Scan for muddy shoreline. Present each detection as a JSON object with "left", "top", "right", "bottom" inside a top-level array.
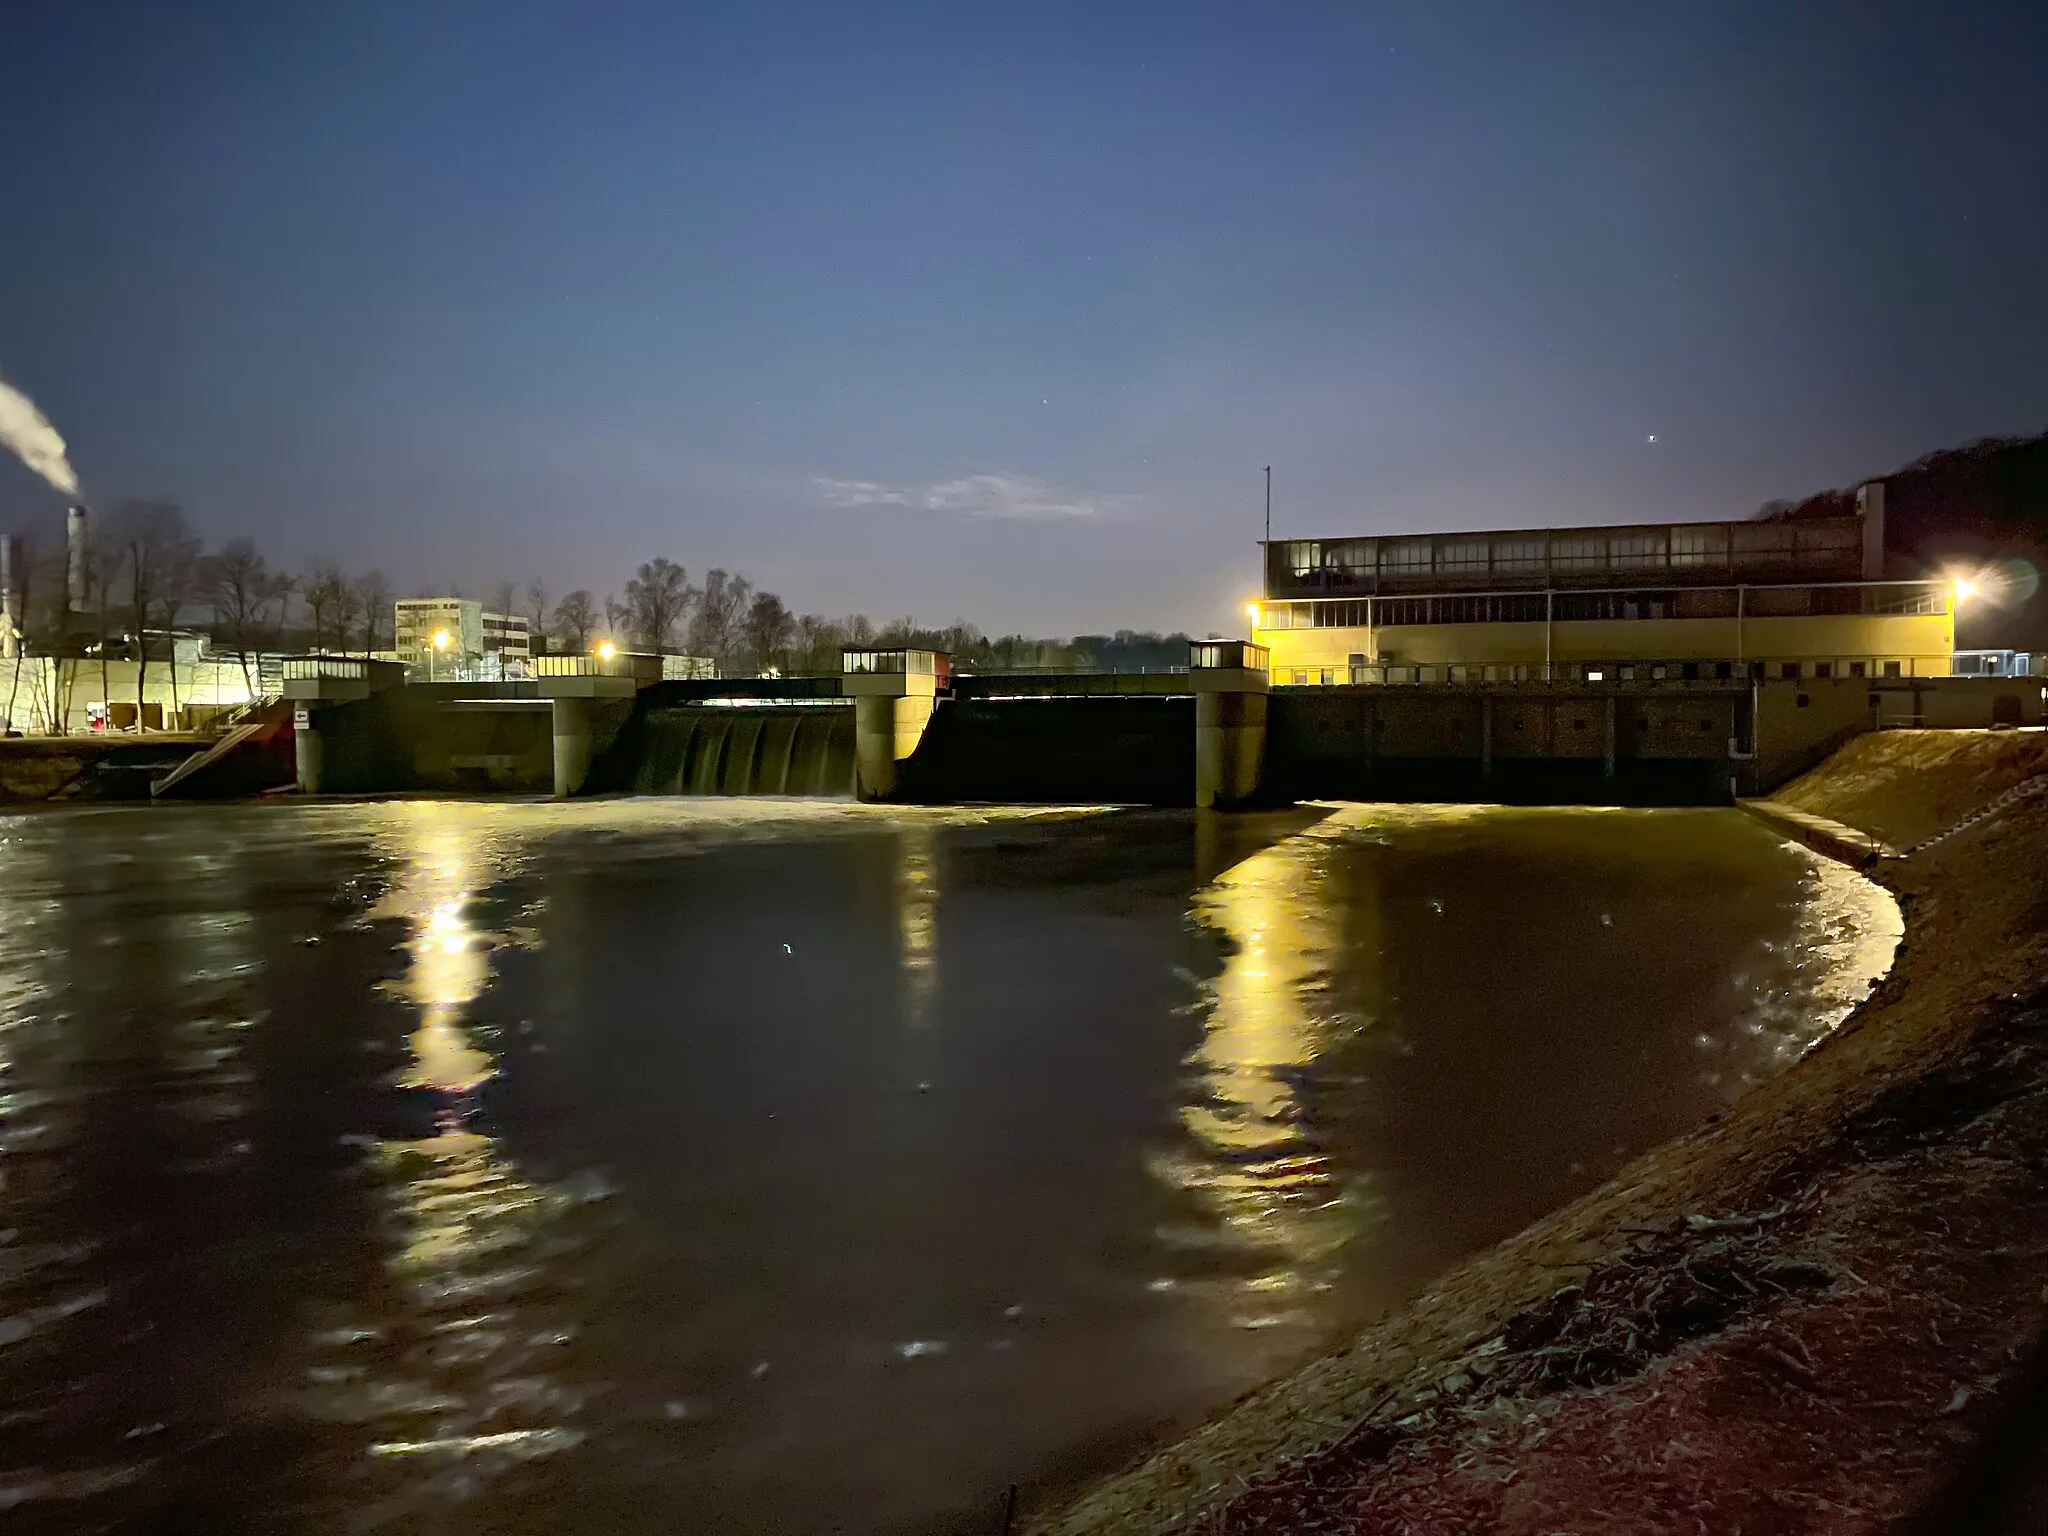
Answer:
[{"left": 1039, "top": 729, "right": 2048, "bottom": 1534}]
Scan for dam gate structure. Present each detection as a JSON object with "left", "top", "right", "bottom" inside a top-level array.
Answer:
[{"left": 254, "top": 642, "right": 2046, "bottom": 810}]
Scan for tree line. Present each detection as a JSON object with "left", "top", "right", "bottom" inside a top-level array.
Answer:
[
  {"left": 1, "top": 503, "right": 1194, "bottom": 726},
  {"left": 510, "top": 558, "right": 1192, "bottom": 676}
]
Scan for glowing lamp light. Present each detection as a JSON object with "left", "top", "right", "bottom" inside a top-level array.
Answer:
[
  {"left": 1952, "top": 577, "right": 1978, "bottom": 604},
  {"left": 431, "top": 628, "right": 451, "bottom": 651},
  {"left": 595, "top": 639, "right": 618, "bottom": 662},
  {"left": 1245, "top": 602, "right": 1262, "bottom": 622}
]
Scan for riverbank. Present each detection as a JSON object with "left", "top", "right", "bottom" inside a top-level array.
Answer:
[
  {"left": 0, "top": 733, "right": 209, "bottom": 803},
  {"left": 1040, "top": 727, "right": 2048, "bottom": 1534}
]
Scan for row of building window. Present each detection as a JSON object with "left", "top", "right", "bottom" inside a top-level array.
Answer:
[
  {"left": 1257, "top": 585, "right": 1943, "bottom": 630},
  {"left": 1276, "top": 658, "right": 1919, "bottom": 687},
  {"left": 1276, "top": 520, "right": 1863, "bottom": 585}
]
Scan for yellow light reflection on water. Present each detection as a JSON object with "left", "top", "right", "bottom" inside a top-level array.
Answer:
[
  {"left": 318, "top": 805, "right": 585, "bottom": 1492},
  {"left": 896, "top": 824, "right": 939, "bottom": 1032},
  {"left": 1160, "top": 810, "right": 1391, "bottom": 1323}
]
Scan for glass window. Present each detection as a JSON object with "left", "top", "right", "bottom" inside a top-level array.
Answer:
[
  {"left": 1287, "top": 541, "right": 1323, "bottom": 576},
  {"left": 1491, "top": 537, "right": 1545, "bottom": 573},
  {"left": 1382, "top": 538, "right": 1433, "bottom": 575},
  {"left": 1328, "top": 540, "right": 1375, "bottom": 574},
  {"left": 1671, "top": 526, "right": 1729, "bottom": 566},
  {"left": 1438, "top": 539, "right": 1488, "bottom": 573},
  {"left": 1610, "top": 533, "right": 1666, "bottom": 570},
  {"left": 1781, "top": 662, "right": 1801, "bottom": 680},
  {"left": 1551, "top": 534, "right": 1607, "bottom": 569}
]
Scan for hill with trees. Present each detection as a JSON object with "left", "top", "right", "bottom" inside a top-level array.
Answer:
[{"left": 1764, "top": 427, "right": 2048, "bottom": 650}]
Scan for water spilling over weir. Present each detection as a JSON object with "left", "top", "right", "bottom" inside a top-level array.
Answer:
[{"left": 602, "top": 703, "right": 857, "bottom": 796}]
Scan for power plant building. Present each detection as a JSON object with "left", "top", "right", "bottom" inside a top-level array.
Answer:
[{"left": 1252, "top": 482, "right": 1957, "bottom": 686}]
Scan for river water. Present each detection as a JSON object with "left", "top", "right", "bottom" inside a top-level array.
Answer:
[{"left": 0, "top": 800, "right": 1897, "bottom": 1534}]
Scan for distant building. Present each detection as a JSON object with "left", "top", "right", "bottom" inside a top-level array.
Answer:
[
  {"left": 1252, "top": 481, "right": 1960, "bottom": 685},
  {"left": 393, "top": 598, "right": 532, "bottom": 678}
]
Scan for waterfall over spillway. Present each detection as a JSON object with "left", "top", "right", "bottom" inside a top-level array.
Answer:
[{"left": 609, "top": 704, "right": 856, "bottom": 796}]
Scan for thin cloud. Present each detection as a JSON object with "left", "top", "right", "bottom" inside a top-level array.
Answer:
[{"left": 812, "top": 472, "right": 1130, "bottom": 521}]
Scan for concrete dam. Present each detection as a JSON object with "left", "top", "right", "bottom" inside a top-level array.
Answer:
[{"left": 257, "top": 644, "right": 2046, "bottom": 808}]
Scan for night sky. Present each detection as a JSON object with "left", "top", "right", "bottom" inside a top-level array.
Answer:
[{"left": 2, "top": 1, "right": 2044, "bottom": 635}]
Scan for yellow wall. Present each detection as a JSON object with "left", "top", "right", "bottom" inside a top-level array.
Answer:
[{"left": 1254, "top": 609, "right": 1955, "bottom": 681}]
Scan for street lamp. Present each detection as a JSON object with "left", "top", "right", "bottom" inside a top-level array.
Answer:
[
  {"left": 430, "top": 626, "right": 451, "bottom": 681},
  {"left": 595, "top": 639, "right": 618, "bottom": 664}
]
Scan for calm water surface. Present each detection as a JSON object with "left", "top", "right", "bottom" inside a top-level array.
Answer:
[{"left": 0, "top": 799, "right": 1897, "bottom": 1533}]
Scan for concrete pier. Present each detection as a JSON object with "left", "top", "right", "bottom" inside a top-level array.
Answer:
[
  {"left": 281, "top": 659, "right": 404, "bottom": 795},
  {"left": 293, "top": 709, "right": 325, "bottom": 794},
  {"left": 843, "top": 648, "right": 943, "bottom": 801},
  {"left": 550, "top": 695, "right": 593, "bottom": 797},
  {"left": 1191, "top": 641, "right": 1271, "bottom": 809},
  {"left": 534, "top": 653, "right": 661, "bottom": 797}
]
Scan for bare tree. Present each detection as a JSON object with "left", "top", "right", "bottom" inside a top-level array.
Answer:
[
  {"left": 202, "top": 539, "right": 291, "bottom": 698},
  {"left": 793, "top": 613, "right": 835, "bottom": 674},
  {"left": 353, "top": 569, "right": 392, "bottom": 655},
  {"left": 334, "top": 579, "right": 365, "bottom": 660},
  {"left": 490, "top": 581, "right": 517, "bottom": 620},
  {"left": 688, "top": 568, "right": 752, "bottom": 668},
  {"left": 302, "top": 560, "right": 350, "bottom": 653},
  {"left": 739, "top": 590, "right": 795, "bottom": 674},
  {"left": 525, "top": 578, "right": 549, "bottom": 652},
  {"left": 109, "top": 501, "right": 201, "bottom": 728},
  {"left": 81, "top": 520, "right": 124, "bottom": 725},
  {"left": 624, "top": 558, "right": 694, "bottom": 653},
  {"left": 2, "top": 533, "right": 42, "bottom": 732},
  {"left": 553, "top": 589, "right": 598, "bottom": 651},
  {"left": 603, "top": 592, "right": 626, "bottom": 643}
]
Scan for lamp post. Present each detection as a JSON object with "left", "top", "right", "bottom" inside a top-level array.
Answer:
[{"left": 430, "top": 626, "right": 451, "bottom": 681}]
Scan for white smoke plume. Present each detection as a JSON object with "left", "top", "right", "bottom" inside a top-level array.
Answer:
[{"left": 0, "top": 370, "right": 79, "bottom": 496}]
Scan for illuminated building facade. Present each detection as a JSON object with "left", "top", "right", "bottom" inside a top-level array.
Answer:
[
  {"left": 1251, "top": 483, "right": 1957, "bottom": 686},
  {"left": 394, "top": 598, "right": 532, "bottom": 677}
]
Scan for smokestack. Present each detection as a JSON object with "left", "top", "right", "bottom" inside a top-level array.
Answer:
[{"left": 66, "top": 503, "right": 89, "bottom": 613}]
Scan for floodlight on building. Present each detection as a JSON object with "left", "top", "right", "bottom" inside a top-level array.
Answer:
[{"left": 1952, "top": 577, "right": 1978, "bottom": 604}]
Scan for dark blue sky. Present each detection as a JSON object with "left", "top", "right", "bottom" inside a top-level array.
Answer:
[{"left": 2, "top": 1, "right": 2044, "bottom": 633}]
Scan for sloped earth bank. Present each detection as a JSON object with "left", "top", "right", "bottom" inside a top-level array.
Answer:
[{"left": 1040, "top": 729, "right": 2048, "bottom": 1535}]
